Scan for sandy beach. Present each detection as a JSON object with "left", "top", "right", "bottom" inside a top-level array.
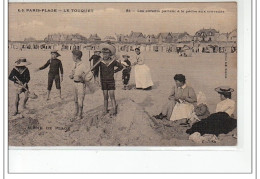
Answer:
[{"left": 8, "top": 49, "right": 237, "bottom": 146}]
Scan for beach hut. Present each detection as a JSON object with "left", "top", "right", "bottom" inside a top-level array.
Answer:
[
  {"left": 228, "top": 29, "right": 237, "bottom": 42},
  {"left": 179, "top": 45, "right": 192, "bottom": 57},
  {"left": 140, "top": 44, "right": 146, "bottom": 52}
]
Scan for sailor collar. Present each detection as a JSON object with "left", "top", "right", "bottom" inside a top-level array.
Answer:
[
  {"left": 14, "top": 67, "right": 27, "bottom": 74},
  {"left": 101, "top": 58, "right": 115, "bottom": 67}
]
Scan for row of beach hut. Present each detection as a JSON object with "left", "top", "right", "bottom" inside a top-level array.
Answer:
[{"left": 8, "top": 41, "right": 237, "bottom": 54}]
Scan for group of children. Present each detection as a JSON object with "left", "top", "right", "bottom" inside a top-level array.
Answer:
[
  {"left": 8, "top": 43, "right": 135, "bottom": 119},
  {"left": 89, "top": 49, "right": 132, "bottom": 90}
]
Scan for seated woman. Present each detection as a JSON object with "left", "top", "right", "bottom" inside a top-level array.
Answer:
[
  {"left": 215, "top": 86, "right": 235, "bottom": 117},
  {"left": 154, "top": 74, "right": 197, "bottom": 121}
]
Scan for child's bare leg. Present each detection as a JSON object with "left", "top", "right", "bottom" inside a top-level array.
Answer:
[
  {"left": 103, "top": 90, "right": 109, "bottom": 114},
  {"left": 74, "top": 88, "right": 79, "bottom": 117},
  {"left": 58, "top": 89, "right": 62, "bottom": 99},
  {"left": 14, "top": 93, "right": 20, "bottom": 115},
  {"left": 109, "top": 90, "right": 117, "bottom": 115},
  {"left": 78, "top": 93, "right": 85, "bottom": 119},
  {"left": 47, "top": 90, "right": 51, "bottom": 100},
  {"left": 23, "top": 91, "right": 29, "bottom": 109}
]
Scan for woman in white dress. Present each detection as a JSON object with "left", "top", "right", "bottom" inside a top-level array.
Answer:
[{"left": 133, "top": 48, "right": 153, "bottom": 90}]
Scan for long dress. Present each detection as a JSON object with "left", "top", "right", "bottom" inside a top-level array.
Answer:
[
  {"left": 134, "top": 53, "right": 153, "bottom": 89},
  {"left": 169, "top": 85, "right": 197, "bottom": 121}
]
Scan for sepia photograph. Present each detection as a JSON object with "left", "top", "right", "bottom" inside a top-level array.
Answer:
[{"left": 8, "top": 2, "right": 237, "bottom": 146}]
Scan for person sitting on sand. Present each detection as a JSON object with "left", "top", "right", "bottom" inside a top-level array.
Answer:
[
  {"left": 36, "top": 50, "right": 63, "bottom": 100},
  {"left": 132, "top": 48, "right": 153, "bottom": 90},
  {"left": 92, "top": 43, "right": 123, "bottom": 116},
  {"left": 69, "top": 50, "right": 93, "bottom": 121},
  {"left": 8, "top": 57, "right": 31, "bottom": 116},
  {"left": 89, "top": 50, "right": 101, "bottom": 84},
  {"left": 189, "top": 91, "right": 210, "bottom": 125},
  {"left": 215, "top": 86, "right": 235, "bottom": 117},
  {"left": 154, "top": 74, "right": 197, "bottom": 122},
  {"left": 121, "top": 54, "right": 132, "bottom": 90}
]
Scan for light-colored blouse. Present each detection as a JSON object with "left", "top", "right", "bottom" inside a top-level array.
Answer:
[
  {"left": 216, "top": 98, "right": 235, "bottom": 116},
  {"left": 168, "top": 84, "right": 197, "bottom": 105},
  {"left": 135, "top": 53, "right": 145, "bottom": 65}
]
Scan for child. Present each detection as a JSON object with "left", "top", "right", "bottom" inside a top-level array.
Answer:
[
  {"left": 69, "top": 50, "right": 93, "bottom": 121},
  {"left": 215, "top": 86, "right": 235, "bottom": 117},
  {"left": 189, "top": 91, "right": 210, "bottom": 125},
  {"left": 121, "top": 54, "right": 131, "bottom": 90},
  {"left": 8, "top": 57, "right": 31, "bottom": 115},
  {"left": 92, "top": 43, "right": 123, "bottom": 116},
  {"left": 36, "top": 50, "right": 63, "bottom": 100},
  {"left": 89, "top": 50, "right": 101, "bottom": 84},
  {"left": 194, "top": 91, "right": 210, "bottom": 120}
]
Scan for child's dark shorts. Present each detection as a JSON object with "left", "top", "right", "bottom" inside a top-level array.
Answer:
[
  {"left": 101, "top": 80, "right": 115, "bottom": 90},
  {"left": 48, "top": 74, "right": 61, "bottom": 90}
]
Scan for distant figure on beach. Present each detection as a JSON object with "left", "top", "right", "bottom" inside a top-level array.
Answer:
[
  {"left": 92, "top": 43, "right": 123, "bottom": 116},
  {"left": 8, "top": 57, "right": 31, "bottom": 116},
  {"left": 215, "top": 86, "right": 235, "bottom": 117},
  {"left": 121, "top": 54, "right": 132, "bottom": 90},
  {"left": 36, "top": 50, "right": 63, "bottom": 100},
  {"left": 154, "top": 74, "right": 197, "bottom": 122},
  {"left": 89, "top": 50, "right": 101, "bottom": 84},
  {"left": 133, "top": 48, "right": 153, "bottom": 90},
  {"left": 69, "top": 50, "right": 93, "bottom": 121}
]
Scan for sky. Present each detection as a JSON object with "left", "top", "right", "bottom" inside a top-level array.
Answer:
[{"left": 8, "top": 2, "right": 237, "bottom": 41}]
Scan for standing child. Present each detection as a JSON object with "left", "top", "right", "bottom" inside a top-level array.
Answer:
[
  {"left": 92, "top": 43, "right": 123, "bottom": 116},
  {"left": 69, "top": 50, "right": 93, "bottom": 121},
  {"left": 89, "top": 50, "right": 101, "bottom": 84},
  {"left": 121, "top": 54, "right": 131, "bottom": 90},
  {"left": 8, "top": 57, "right": 31, "bottom": 115},
  {"left": 36, "top": 50, "right": 63, "bottom": 100}
]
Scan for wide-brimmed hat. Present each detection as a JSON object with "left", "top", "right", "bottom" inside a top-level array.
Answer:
[
  {"left": 215, "top": 86, "right": 234, "bottom": 93},
  {"left": 14, "top": 57, "right": 31, "bottom": 67},
  {"left": 122, "top": 54, "right": 130, "bottom": 58},
  {"left": 51, "top": 50, "right": 61, "bottom": 57},
  {"left": 100, "top": 43, "right": 116, "bottom": 55}
]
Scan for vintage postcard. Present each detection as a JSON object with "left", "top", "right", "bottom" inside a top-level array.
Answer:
[{"left": 8, "top": 2, "right": 237, "bottom": 146}]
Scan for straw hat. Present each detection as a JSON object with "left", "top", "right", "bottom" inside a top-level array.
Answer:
[
  {"left": 215, "top": 86, "right": 234, "bottom": 93},
  {"left": 14, "top": 57, "right": 31, "bottom": 67},
  {"left": 100, "top": 43, "right": 116, "bottom": 55},
  {"left": 51, "top": 50, "right": 61, "bottom": 57}
]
